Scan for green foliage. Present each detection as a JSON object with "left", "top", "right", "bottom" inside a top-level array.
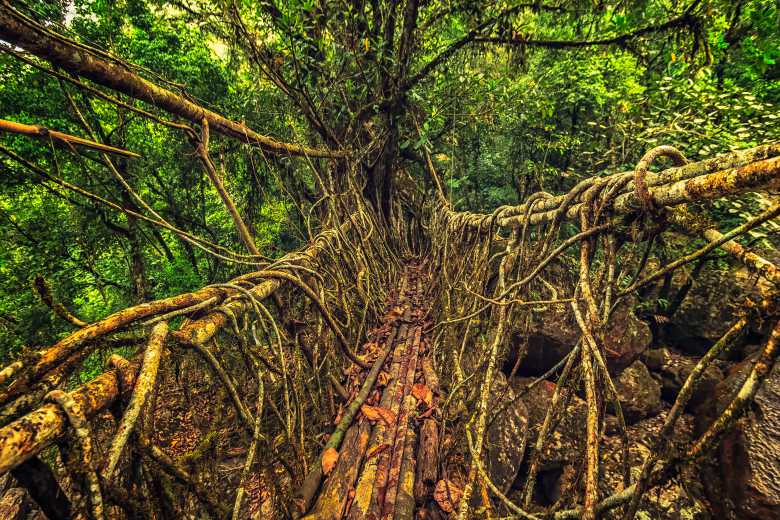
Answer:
[
  {"left": 0, "top": 0, "right": 297, "bottom": 364},
  {"left": 0, "top": 0, "right": 778, "bottom": 368},
  {"left": 429, "top": 0, "right": 778, "bottom": 229}
]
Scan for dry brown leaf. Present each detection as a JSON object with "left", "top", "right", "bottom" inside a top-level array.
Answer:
[
  {"left": 365, "top": 443, "right": 391, "bottom": 460},
  {"left": 361, "top": 404, "right": 381, "bottom": 422},
  {"left": 388, "top": 305, "right": 404, "bottom": 319},
  {"left": 434, "top": 479, "right": 463, "bottom": 513},
  {"left": 376, "top": 406, "right": 396, "bottom": 426},
  {"left": 361, "top": 404, "right": 396, "bottom": 426},
  {"left": 412, "top": 383, "right": 433, "bottom": 407},
  {"left": 377, "top": 370, "right": 390, "bottom": 386},
  {"left": 321, "top": 448, "right": 339, "bottom": 475}
]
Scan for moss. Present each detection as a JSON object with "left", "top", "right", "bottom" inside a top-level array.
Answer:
[{"left": 177, "top": 429, "right": 220, "bottom": 467}]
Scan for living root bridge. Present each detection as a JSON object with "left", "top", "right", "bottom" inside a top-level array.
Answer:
[
  {"left": 0, "top": 143, "right": 779, "bottom": 519},
  {"left": 419, "top": 142, "right": 780, "bottom": 519},
  {"left": 448, "top": 142, "right": 780, "bottom": 230}
]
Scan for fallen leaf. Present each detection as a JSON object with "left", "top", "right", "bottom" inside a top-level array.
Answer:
[
  {"left": 388, "top": 306, "right": 404, "bottom": 319},
  {"left": 361, "top": 404, "right": 382, "bottom": 421},
  {"left": 321, "top": 448, "right": 339, "bottom": 475},
  {"left": 434, "top": 479, "right": 463, "bottom": 513},
  {"left": 412, "top": 383, "right": 433, "bottom": 407},
  {"left": 361, "top": 404, "right": 396, "bottom": 426},
  {"left": 377, "top": 370, "right": 390, "bottom": 386},
  {"left": 376, "top": 407, "right": 396, "bottom": 425},
  {"left": 365, "top": 443, "right": 391, "bottom": 460}
]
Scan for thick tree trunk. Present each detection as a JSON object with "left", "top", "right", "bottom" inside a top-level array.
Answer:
[{"left": 364, "top": 117, "right": 398, "bottom": 220}]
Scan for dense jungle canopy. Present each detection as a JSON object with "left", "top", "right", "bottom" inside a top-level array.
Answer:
[{"left": 0, "top": 0, "right": 778, "bottom": 519}]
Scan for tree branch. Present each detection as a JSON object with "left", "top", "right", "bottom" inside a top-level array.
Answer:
[
  {"left": 401, "top": 3, "right": 553, "bottom": 92},
  {"left": 474, "top": 10, "right": 698, "bottom": 49},
  {"left": 193, "top": 118, "right": 261, "bottom": 257},
  {"left": 0, "top": 119, "right": 139, "bottom": 158}
]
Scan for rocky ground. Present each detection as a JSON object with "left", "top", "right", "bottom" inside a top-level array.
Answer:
[{"left": 476, "top": 263, "right": 780, "bottom": 519}]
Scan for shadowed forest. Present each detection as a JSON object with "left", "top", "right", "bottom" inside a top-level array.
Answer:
[{"left": 0, "top": 0, "right": 779, "bottom": 519}]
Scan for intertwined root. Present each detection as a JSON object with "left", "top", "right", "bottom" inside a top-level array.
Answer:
[{"left": 0, "top": 145, "right": 777, "bottom": 518}]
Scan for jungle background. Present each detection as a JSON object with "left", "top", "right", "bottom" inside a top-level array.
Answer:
[{"left": 0, "top": 1, "right": 779, "bottom": 519}]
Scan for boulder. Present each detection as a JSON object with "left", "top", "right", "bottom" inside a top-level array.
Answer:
[
  {"left": 602, "top": 302, "right": 653, "bottom": 374},
  {"left": 642, "top": 347, "right": 724, "bottom": 410},
  {"left": 612, "top": 361, "right": 662, "bottom": 424},
  {"left": 515, "top": 377, "right": 587, "bottom": 468},
  {"left": 695, "top": 357, "right": 780, "bottom": 519},
  {"left": 601, "top": 410, "right": 708, "bottom": 519},
  {"left": 504, "top": 300, "right": 651, "bottom": 378},
  {"left": 501, "top": 377, "right": 588, "bottom": 510},
  {"left": 484, "top": 373, "right": 529, "bottom": 493},
  {"left": 503, "top": 307, "right": 579, "bottom": 377},
  {"left": 466, "top": 373, "right": 590, "bottom": 511},
  {"left": 503, "top": 330, "right": 576, "bottom": 378},
  {"left": 659, "top": 264, "right": 770, "bottom": 356}
]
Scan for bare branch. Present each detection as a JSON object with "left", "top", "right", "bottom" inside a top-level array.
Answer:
[{"left": 0, "top": 118, "right": 139, "bottom": 158}]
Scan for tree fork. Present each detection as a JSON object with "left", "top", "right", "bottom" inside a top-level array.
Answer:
[{"left": 32, "top": 275, "right": 88, "bottom": 328}]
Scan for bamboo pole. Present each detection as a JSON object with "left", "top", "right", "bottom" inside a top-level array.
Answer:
[{"left": 295, "top": 326, "right": 397, "bottom": 516}]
